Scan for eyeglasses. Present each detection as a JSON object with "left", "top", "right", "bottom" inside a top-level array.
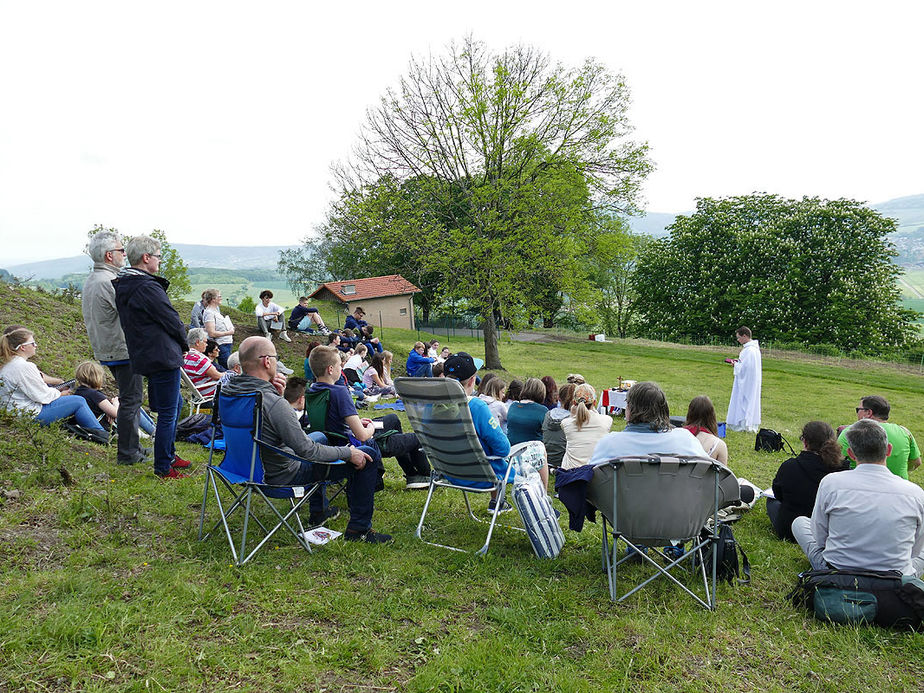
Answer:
[
  {"left": 17, "top": 340, "right": 37, "bottom": 349},
  {"left": 259, "top": 354, "right": 278, "bottom": 361},
  {"left": 109, "top": 248, "right": 125, "bottom": 254},
  {"left": 147, "top": 253, "right": 162, "bottom": 259},
  {"left": 855, "top": 407, "right": 870, "bottom": 413}
]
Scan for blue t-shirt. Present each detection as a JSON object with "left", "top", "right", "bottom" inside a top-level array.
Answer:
[
  {"left": 506, "top": 401, "right": 548, "bottom": 446},
  {"left": 303, "top": 358, "right": 314, "bottom": 381},
  {"left": 309, "top": 381, "right": 359, "bottom": 443},
  {"left": 467, "top": 396, "right": 512, "bottom": 480}
]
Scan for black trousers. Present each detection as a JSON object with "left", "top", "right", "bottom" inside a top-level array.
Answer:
[
  {"left": 107, "top": 363, "right": 144, "bottom": 463},
  {"left": 374, "top": 413, "right": 430, "bottom": 478}
]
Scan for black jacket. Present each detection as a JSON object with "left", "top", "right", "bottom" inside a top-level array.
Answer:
[
  {"left": 113, "top": 268, "right": 187, "bottom": 376},
  {"left": 771, "top": 450, "right": 848, "bottom": 540}
]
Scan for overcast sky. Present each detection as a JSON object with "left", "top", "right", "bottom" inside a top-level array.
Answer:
[{"left": 1, "top": 1, "right": 921, "bottom": 264}]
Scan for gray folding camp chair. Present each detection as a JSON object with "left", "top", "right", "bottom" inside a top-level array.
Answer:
[
  {"left": 395, "top": 376, "right": 524, "bottom": 555},
  {"left": 587, "top": 455, "right": 740, "bottom": 610}
]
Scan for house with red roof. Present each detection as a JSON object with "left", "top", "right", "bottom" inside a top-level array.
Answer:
[{"left": 309, "top": 274, "right": 421, "bottom": 330}]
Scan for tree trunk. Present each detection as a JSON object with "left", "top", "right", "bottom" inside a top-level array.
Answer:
[{"left": 483, "top": 310, "right": 503, "bottom": 370}]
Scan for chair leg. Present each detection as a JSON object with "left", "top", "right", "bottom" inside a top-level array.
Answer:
[
  {"left": 197, "top": 469, "right": 211, "bottom": 541},
  {"left": 415, "top": 480, "right": 438, "bottom": 542}
]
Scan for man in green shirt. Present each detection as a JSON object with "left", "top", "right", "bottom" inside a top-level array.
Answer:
[{"left": 838, "top": 395, "right": 920, "bottom": 479}]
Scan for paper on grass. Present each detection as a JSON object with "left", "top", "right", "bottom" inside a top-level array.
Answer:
[{"left": 302, "top": 527, "right": 343, "bottom": 545}]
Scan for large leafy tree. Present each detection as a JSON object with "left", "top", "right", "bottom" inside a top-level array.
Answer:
[
  {"left": 632, "top": 194, "right": 919, "bottom": 353},
  {"left": 331, "top": 37, "right": 651, "bottom": 368},
  {"left": 579, "top": 219, "right": 649, "bottom": 338}
]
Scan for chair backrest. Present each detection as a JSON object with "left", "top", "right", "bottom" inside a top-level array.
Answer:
[
  {"left": 395, "top": 377, "right": 498, "bottom": 484},
  {"left": 214, "top": 388, "right": 265, "bottom": 484},
  {"left": 180, "top": 367, "right": 209, "bottom": 405},
  {"left": 586, "top": 455, "right": 740, "bottom": 543}
]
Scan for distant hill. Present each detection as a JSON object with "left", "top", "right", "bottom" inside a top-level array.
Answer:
[
  {"left": 5, "top": 194, "right": 924, "bottom": 281},
  {"left": 874, "top": 194, "right": 924, "bottom": 266},
  {"left": 4, "top": 243, "right": 297, "bottom": 280}
]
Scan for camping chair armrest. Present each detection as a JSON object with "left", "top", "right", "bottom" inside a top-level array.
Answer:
[{"left": 254, "top": 438, "right": 349, "bottom": 468}]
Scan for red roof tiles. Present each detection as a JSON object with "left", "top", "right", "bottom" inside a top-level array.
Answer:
[{"left": 309, "top": 274, "right": 421, "bottom": 303}]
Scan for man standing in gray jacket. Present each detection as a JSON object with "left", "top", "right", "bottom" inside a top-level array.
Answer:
[{"left": 81, "top": 230, "right": 147, "bottom": 465}]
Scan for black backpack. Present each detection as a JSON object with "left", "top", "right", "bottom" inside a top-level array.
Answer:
[
  {"left": 789, "top": 568, "right": 924, "bottom": 629},
  {"left": 175, "top": 413, "right": 212, "bottom": 441},
  {"left": 697, "top": 522, "right": 751, "bottom": 584},
  {"left": 755, "top": 428, "right": 796, "bottom": 455}
]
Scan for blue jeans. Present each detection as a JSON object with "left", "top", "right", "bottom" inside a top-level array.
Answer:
[
  {"left": 217, "top": 343, "right": 232, "bottom": 370},
  {"left": 291, "top": 442, "right": 380, "bottom": 533},
  {"left": 139, "top": 409, "right": 156, "bottom": 435},
  {"left": 36, "top": 396, "right": 106, "bottom": 431},
  {"left": 365, "top": 340, "right": 383, "bottom": 355},
  {"left": 147, "top": 368, "right": 181, "bottom": 475},
  {"left": 411, "top": 363, "right": 433, "bottom": 378}
]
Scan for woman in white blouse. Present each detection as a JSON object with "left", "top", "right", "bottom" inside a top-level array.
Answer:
[
  {"left": 201, "top": 288, "right": 235, "bottom": 369},
  {"left": 560, "top": 383, "right": 613, "bottom": 469},
  {"left": 0, "top": 328, "right": 107, "bottom": 440}
]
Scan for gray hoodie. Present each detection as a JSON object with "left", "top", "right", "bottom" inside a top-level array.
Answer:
[
  {"left": 222, "top": 374, "right": 352, "bottom": 485},
  {"left": 542, "top": 407, "right": 571, "bottom": 468}
]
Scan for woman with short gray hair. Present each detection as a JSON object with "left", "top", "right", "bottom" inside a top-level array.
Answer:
[{"left": 125, "top": 235, "right": 161, "bottom": 267}]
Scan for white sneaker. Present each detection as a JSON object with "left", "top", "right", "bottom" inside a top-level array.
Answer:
[
  {"left": 280, "top": 331, "right": 292, "bottom": 343},
  {"left": 319, "top": 326, "right": 332, "bottom": 335}
]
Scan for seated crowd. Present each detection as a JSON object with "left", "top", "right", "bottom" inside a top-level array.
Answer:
[{"left": 8, "top": 266, "right": 923, "bottom": 583}]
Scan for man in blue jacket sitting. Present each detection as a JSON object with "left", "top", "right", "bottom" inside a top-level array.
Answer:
[{"left": 406, "top": 341, "right": 436, "bottom": 377}]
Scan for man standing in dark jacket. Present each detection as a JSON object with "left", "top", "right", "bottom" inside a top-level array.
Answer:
[{"left": 114, "top": 235, "right": 190, "bottom": 479}]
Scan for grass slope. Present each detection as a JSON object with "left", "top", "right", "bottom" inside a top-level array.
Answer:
[{"left": 2, "top": 284, "right": 924, "bottom": 691}]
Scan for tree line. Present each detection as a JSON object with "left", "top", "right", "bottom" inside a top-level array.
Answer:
[{"left": 277, "top": 37, "right": 919, "bottom": 368}]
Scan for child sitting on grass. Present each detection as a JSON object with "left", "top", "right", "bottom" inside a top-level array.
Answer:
[{"left": 73, "top": 360, "right": 156, "bottom": 436}]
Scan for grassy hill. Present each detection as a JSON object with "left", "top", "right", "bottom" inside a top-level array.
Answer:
[{"left": 2, "top": 283, "right": 924, "bottom": 690}]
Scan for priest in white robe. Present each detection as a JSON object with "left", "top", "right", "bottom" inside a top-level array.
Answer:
[{"left": 727, "top": 326, "right": 761, "bottom": 432}]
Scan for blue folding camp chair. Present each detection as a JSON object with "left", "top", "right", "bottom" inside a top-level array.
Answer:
[{"left": 197, "top": 385, "right": 347, "bottom": 565}]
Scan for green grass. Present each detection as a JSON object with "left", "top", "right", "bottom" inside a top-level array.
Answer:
[{"left": 2, "top": 283, "right": 924, "bottom": 691}]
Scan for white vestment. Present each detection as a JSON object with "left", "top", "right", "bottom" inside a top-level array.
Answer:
[{"left": 727, "top": 339, "right": 761, "bottom": 432}]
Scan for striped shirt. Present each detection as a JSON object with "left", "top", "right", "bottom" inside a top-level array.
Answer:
[{"left": 182, "top": 349, "right": 218, "bottom": 398}]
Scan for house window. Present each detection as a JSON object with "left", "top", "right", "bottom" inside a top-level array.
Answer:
[
  {"left": 400, "top": 308, "right": 407, "bottom": 315},
  {"left": 341, "top": 285, "right": 356, "bottom": 295}
]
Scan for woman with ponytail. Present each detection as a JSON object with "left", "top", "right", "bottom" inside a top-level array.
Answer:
[
  {"left": 0, "top": 328, "right": 108, "bottom": 439},
  {"left": 560, "top": 383, "right": 613, "bottom": 469},
  {"left": 768, "top": 420, "right": 849, "bottom": 541}
]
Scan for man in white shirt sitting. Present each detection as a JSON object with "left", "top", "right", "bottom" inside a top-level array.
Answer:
[{"left": 792, "top": 418, "right": 924, "bottom": 576}]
